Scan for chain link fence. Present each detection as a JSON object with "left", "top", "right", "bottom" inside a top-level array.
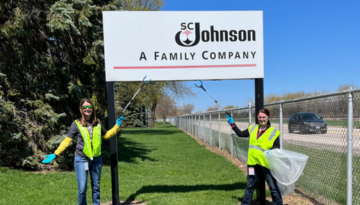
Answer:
[{"left": 169, "top": 89, "right": 360, "bottom": 205}]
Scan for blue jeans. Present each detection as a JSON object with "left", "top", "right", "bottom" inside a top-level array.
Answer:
[
  {"left": 74, "top": 155, "right": 102, "bottom": 205},
  {"left": 242, "top": 165, "right": 283, "bottom": 205}
]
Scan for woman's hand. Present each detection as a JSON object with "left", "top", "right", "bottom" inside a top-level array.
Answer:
[
  {"left": 226, "top": 115, "right": 234, "bottom": 124},
  {"left": 117, "top": 116, "right": 125, "bottom": 126},
  {"left": 42, "top": 154, "right": 56, "bottom": 163}
]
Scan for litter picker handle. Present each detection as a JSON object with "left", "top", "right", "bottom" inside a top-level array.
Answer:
[
  {"left": 118, "top": 76, "right": 151, "bottom": 118},
  {"left": 195, "top": 80, "right": 230, "bottom": 116}
]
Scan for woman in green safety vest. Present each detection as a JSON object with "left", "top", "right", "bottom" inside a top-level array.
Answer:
[
  {"left": 226, "top": 108, "right": 283, "bottom": 205},
  {"left": 42, "top": 99, "right": 124, "bottom": 205}
]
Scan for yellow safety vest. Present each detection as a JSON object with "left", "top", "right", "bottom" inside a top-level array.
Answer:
[
  {"left": 75, "top": 120, "right": 102, "bottom": 160},
  {"left": 247, "top": 125, "right": 280, "bottom": 168}
]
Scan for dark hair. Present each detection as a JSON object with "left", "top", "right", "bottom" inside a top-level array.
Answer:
[
  {"left": 257, "top": 108, "right": 271, "bottom": 126},
  {"left": 257, "top": 108, "right": 270, "bottom": 117},
  {"left": 78, "top": 99, "right": 99, "bottom": 126}
]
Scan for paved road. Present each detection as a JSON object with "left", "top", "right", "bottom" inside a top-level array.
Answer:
[{"left": 187, "top": 121, "right": 360, "bottom": 154}]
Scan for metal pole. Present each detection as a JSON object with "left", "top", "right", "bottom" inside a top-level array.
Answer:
[
  {"left": 203, "top": 114, "right": 206, "bottom": 142},
  {"left": 279, "top": 102, "right": 283, "bottom": 149},
  {"left": 149, "top": 107, "right": 150, "bottom": 128},
  {"left": 194, "top": 115, "right": 196, "bottom": 136},
  {"left": 187, "top": 116, "right": 189, "bottom": 132},
  {"left": 148, "top": 108, "right": 151, "bottom": 128},
  {"left": 218, "top": 111, "right": 221, "bottom": 150},
  {"left": 192, "top": 115, "right": 193, "bottom": 135},
  {"left": 231, "top": 110, "right": 233, "bottom": 156},
  {"left": 146, "top": 107, "right": 148, "bottom": 130},
  {"left": 347, "top": 92, "right": 353, "bottom": 205},
  {"left": 148, "top": 107, "right": 150, "bottom": 128},
  {"left": 198, "top": 114, "right": 200, "bottom": 138},
  {"left": 106, "top": 82, "right": 120, "bottom": 205},
  {"left": 195, "top": 115, "right": 197, "bottom": 137},
  {"left": 185, "top": 116, "right": 187, "bottom": 132},
  {"left": 210, "top": 113, "right": 212, "bottom": 146},
  {"left": 141, "top": 106, "right": 143, "bottom": 133},
  {"left": 193, "top": 115, "right": 194, "bottom": 135},
  {"left": 248, "top": 103, "right": 252, "bottom": 127},
  {"left": 255, "top": 78, "right": 266, "bottom": 204}
]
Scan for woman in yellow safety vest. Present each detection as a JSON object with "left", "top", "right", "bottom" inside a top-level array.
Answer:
[
  {"left": 42, "top": 99, "right": 124, "bottom": 205},
  {"left": 226, "top": 108, "right": 283, "bottom": 205}
]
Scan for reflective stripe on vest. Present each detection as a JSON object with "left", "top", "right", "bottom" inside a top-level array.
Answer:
[
  {"left": 94, "top": 123, "right": 101, "bottom": 156},
  {"left": 249, "top": 125, "right": 257, "bottom": 136},
  {"left": 268, "top": 129, "right": 278, "bottom": 141},
  {"left": 249, "top": 145, "right": 266, "bottom": 152},
  {"left": 247, "top": 125, "right": 280, "bottom": 168},
  {"left": 75, "top": 120, "right": 102, "bottom": 160}
]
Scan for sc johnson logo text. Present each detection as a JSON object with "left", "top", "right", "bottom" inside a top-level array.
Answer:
[{"left": 175, "top": 22, "right": 256, "bottom": 47}]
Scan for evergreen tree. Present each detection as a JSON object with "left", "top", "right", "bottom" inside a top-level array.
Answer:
[{"left": 0, "top": 0, "right": 121, "bottom": 170}]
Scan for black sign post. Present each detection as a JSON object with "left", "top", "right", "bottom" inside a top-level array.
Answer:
[
  {"left": 255, "top": 78, "right": 266, "bottom": 204},
  {"left": 106, "top": 82, "right": 120, "bottom": 205}
]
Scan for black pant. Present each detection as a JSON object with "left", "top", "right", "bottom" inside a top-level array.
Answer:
[{"left": 242, "top": 165, "right": 283, "bottom": 205}]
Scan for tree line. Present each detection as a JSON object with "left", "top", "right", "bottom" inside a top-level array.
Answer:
[{"left": 0, "top": 0, "right": 199, "bottom": 171}]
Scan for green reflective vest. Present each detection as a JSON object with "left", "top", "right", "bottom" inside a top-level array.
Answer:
[
  {"left": 247, "top": 125, "right": 280, "bottom": 168},
  {"left": 75, "top": 120, "right": 102, "bottom": 160}
]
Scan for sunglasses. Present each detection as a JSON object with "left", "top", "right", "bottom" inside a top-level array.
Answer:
[{"left": 82, "top": 105, "right": 93, "bottom": 109}]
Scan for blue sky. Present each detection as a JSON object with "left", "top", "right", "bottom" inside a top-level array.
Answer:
[{"left": 161, "top": 0, "right": 360, "bottom": 112}]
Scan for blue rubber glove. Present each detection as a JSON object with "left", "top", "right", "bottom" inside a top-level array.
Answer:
[
  {"left": 117, "top": 116, "right": 125, "bottom": 126},
  {"left": 42, "top": 154, "right": 56, "bottom": 164},
  {"left": 226, "top": 115, "right": 234, "bottom": 124}
]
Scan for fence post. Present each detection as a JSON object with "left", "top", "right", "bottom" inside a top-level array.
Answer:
[
  {"left": 347, "top": 92, "right": 353, "bottom": 205},
  {"left": 203, "top": 114, "right": 205, "bottom": 141},
  {"left": 193, "top": 115, "right": 194, "bottom": 136},
  {"left": 248, "top": 103, "right": 252, "bottom": 127},
  {"left": 194, "top": 115, "right": 196, "bottom": 136},
  {"left": 197, "top": 114, "right": 198, "bottom": 137},
  {"left": 279, "top": 102, "right": 283, "bottom": 149},
  {"left": 218, "top": 111, "right": 221, "bottom": 150},
  {"left": 191, "top": 115, "right": 193, "bottom": 135},
  {"left": 146, "top": 107, "right": 148, "bottom": 129},
  {"left": 198, "top": 114, "right": 200, "bottom": 138},
  {"left": 149, "top": 107, "right": 151, "bottom": 129},
  {"left": 189, "top": 115, "right": 190, "bottom": 133},
  {"left": 231, "top": 110, "right": 234, "bottom": 156},
  {"left": 187, "top": 115, "right": 189, "bottom": 132},
  {"left": 141, "top": 106, "right": 143, "bottom": 133},
  {"left": 210, "top": 113, "right": 212, "bottom": 146},
  {"left": 188, "top": 115, "right": 190, "bottom": 132}
]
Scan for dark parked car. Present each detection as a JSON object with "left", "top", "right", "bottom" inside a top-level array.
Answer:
[{"left": 288, "top": 112, "right": 327, "bottom": 134}]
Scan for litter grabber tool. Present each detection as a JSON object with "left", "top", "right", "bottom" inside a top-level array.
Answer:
[
  {"left": 195, "top": 80, "right": 247, "bottom": 161},
  {"left": 118, "top": 76, "right": 151, "bottom": 117},
  {"left": 194, "top": 80, "right": 230, "bottom": 116}
]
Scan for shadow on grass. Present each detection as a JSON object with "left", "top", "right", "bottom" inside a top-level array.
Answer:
[
  {"left": 121, "top": 128, "right": 185, "bottom": 136},
  {"left": 102, "top": 135, "right": 156, "bottom": 165},
  {"left": 124, "top": 182, "right": 247, "bottom": 202},
  {"left": 102, "top": 123, "right": 189, "bottom": 165}
]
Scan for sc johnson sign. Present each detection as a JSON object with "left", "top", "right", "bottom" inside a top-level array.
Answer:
[
  {"left": 175, "top": 22, "right": 256, "bottom": 47},
  {"left": 103, "top": 11, "right": 264, "bottom": 82}
]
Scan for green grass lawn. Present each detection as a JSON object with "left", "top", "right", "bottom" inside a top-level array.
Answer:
[{"left": 0, "top": 123, "right": 252, "bottom": 205}]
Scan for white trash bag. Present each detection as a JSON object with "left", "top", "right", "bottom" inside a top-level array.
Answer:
[
  {"left": 264, "top": 149, "right": 309, "bottom": 196},
  {"left": 276, "top": 181, "right": 295, "bottom": 197}
]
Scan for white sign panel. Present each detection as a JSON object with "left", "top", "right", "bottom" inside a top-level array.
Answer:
[{"left": 103, "top": 11, "right": 263, "bottom": 81}]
